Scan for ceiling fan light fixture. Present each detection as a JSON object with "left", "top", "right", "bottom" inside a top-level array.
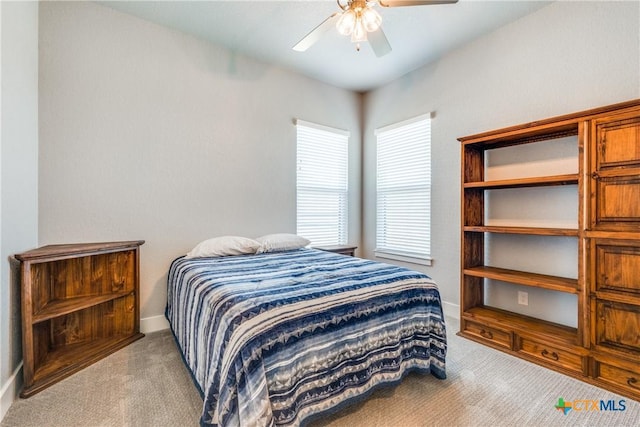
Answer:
[
  {"left": 336, "top": 1, "right": 380, "bottom": 47},
  {"left": 361, "top": 6, "right": 382, "bottom": 32},
  {"left": 296, "top": 0, "right": 459, "bottom": 56},
  {"left": 336, "top": 9, "right": 357, "bottom": 35},
  {"left": 351, "top": 16, "right": 368, "bottom": 42}
]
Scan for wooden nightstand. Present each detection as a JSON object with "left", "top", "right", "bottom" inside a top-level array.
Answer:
[{"left": 314, "top": 245, "right": 357, "bottom": 257}]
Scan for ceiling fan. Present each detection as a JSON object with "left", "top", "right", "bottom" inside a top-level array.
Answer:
[{"left": 293, "top": 0, "right": 458, "bottom": 57}]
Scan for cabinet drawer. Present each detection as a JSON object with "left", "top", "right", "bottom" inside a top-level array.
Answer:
[
  {"left": 593, "top": 241, "right": 640, "bottom": 294},
  {"left": 594, "top": 300, "right": 640, "bottom": 354},
  {"left": 462, "top": 320, "right": 512, "bottom": 350},
  {"left": 593, "top": 358, "right": 640, "bottom": 398},
  {"left": 517, "top": 337, "right": 584, "bottom": 374}
]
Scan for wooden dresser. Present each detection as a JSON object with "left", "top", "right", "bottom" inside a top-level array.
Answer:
[
  {"left": 15, "top": 240, "right": 145, "bottom": 397},
  {"left": 458, "top": 100, "right": 640, "bottom": 401}
]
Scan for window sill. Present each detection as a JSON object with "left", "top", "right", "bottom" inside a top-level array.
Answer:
[{"left": 374, "top": 251, "right": 433, "bottom": 266}]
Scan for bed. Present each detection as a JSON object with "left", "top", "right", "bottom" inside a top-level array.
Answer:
[{"left": 166, "top": 247, "right": 447, "bottom": 426}]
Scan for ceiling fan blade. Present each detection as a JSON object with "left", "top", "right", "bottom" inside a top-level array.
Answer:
[
  {"left": 293, "top": 13, "right": 340, "bottom": 52},
  {"left": 379, "top": 0, "right": 458, "bottom": 7},
  {"left": 369, "top": 27, "right": 392, "bottom": 58}
]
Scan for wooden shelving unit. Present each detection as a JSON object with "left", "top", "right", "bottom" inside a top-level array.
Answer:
[
  {"left": 458, "top": 99, "right": 640, "bottom": 401},
  {"left": 462, "top": 173, "right": 579, "bottom": 189},
  {"left": 464, "top": 306, "right": 579, "bottom": 345},
  {"left": 463, "top": 226, "right": 578, "bottom": 236},
  {"left": 462, "top": 266, "right": 579, "bottom": 294},
  {"left": 16, "top": 240, "right": 145, "bottom": 397}
]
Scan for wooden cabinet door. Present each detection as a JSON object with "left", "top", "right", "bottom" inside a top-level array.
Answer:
[
  {"left": 593, "top": 112, "right": 640, "bottom": 171},
  {"left": 591, "top": 111, "right": 640, "bottom": 229},
  {"left": 591, "top": 239, "right": 640, "bottom": 359},
  {"left": 593, "top": 176, "right": 640, "bottom": 228},
  {"left": 594, "top": 300, "right": 640, "bottom": 356},
  {"left": 592, "top": 240, "right": 640, "bottom": 296}
]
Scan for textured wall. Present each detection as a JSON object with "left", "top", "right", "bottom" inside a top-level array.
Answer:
[{"left": 38, "top": 1, "right": 362, "bottom": 324}]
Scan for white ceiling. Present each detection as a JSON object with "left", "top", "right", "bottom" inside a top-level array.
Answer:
[{"left": 100, "top": 0, "right": 551, "bottom": 92}]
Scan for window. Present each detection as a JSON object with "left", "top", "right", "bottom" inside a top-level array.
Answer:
[
  {"left": 296, "top": 120, "right": 349, "bottom": 246},
  {"left": 375, "top": 114, "right": 431, "bottom": 265}
]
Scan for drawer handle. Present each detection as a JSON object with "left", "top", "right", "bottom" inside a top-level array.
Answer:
[
  {"left": 479, "top": 329, "right": 493, "bottom": 339},
  {"left": 541, "top": 349, "right": 559, "bottom": 361},
  {"left": 628, "top": 377, "right": 639, "bottom": 389}
]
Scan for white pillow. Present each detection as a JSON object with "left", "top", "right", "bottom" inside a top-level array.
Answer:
[
  {"left": 255, "top": 233, "right": 310, "bottom": 254},
  {"left": 185, "top": 236, "right": 261, "bottom": 259}
]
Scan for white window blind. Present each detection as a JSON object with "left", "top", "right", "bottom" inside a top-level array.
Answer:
[
  {"left": 296, "top": 120, "right": 349, "bottom": 246},
  {"left": 375, "top": 114, "right": 431, "bottom": 264}
]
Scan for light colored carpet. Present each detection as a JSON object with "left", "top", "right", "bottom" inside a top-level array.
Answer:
[{"left": 2, "top": 317, "right": 638, "bottom": 427}]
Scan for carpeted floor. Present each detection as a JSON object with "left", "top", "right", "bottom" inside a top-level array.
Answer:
[{"left": 2, "top": 317, "right": 638, "bottom": 426}]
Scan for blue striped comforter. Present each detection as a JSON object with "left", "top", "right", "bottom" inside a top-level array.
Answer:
[{"left": 166, "top": 248, "right": 447, "bottom": 426}]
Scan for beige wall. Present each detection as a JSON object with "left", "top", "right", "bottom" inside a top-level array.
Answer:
[
  {"left": 362, "top": 1, "right": 640, "bottom": 322},
  {"left": 38, "top": 1, "right": 362, "bottom": 327}
]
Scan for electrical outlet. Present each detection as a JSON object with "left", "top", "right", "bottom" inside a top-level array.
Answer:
[{"left": 518, "top": 291, "right": 529, "bottom": 306}]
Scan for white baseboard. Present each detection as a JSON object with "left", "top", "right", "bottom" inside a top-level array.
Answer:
[
  {"left": 0, "top": 362, "right": 23, "bottom": 423},
  {"left": 140, "top": 314, "right": 169, "bottom": 334},
  {"left": 441, "top": 300, "right": 460, "bottom": 320}
]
